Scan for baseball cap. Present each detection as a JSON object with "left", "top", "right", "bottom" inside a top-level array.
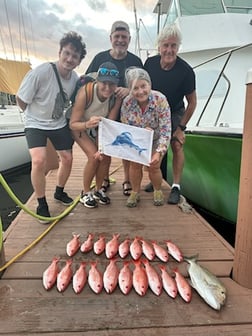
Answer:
[
  {"left": 111, "top": 21, "right": 130, "bottom": 34},
  {"left": 97, "top": 62, "right": 119, "bottom": 85}
]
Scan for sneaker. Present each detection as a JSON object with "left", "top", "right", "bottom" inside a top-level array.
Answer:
[
  {"left": 54, "top": 191, "right": 73, "bottom": 205},
  {"left": 167, "top": 187, "right": 180, "bottom": 204},
  {"left": 126, "top": 191, "right": 140, "bottom": 208},
  {"left": 144, "top": 182, "right": 154, "bottom": 193},
  {"left": 80, "top": 192, "right": 98, "bottom": 208},
  {"left": 153, "top": 190, "right": 164, "bottom": 206},
  {"left": 94, "top": 190, "right": 110, "bottom": 205},
  {"left": 36, "top": 204, "right": 51, "bottom": 224}
]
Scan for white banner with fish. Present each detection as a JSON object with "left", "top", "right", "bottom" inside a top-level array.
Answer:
[{"left": 98, "top": 118, "right": 154, "bottom": 166}]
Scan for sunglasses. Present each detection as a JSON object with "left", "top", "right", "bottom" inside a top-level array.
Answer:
[{"left": 98, "top": 67, "right": 119, "bottom": 77}]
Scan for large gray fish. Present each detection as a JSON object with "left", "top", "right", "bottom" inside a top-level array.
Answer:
[{"left": 184, "top": 255, "right": 226, "bottom": 310}]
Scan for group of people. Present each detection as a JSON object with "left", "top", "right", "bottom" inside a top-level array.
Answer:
[{"left": 16, "top": 20, "right": 196, "bottom": 224}]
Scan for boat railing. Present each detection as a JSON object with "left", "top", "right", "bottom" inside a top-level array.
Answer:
[{"left": 192, "top": 43, "right": 252, "bottom": 128}]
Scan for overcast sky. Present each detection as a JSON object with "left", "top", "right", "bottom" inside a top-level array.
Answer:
[{"left": 0, "top": 0, "right": 162, "bottom": 74}]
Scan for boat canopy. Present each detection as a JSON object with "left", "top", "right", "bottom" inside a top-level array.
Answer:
[
  {"left": 0, "top": 58, "right": 31, "bottom": 95},
  {"left": 154, "top": 0, "right": 252, "bottom": 25}
]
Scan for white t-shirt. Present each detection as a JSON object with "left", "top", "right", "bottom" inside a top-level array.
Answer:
[{"left": 17, "top": 62, "right": 78, "bottom": 130}]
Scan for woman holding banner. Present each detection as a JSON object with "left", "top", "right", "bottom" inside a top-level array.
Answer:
[
  {"left": 70, "top": 62, "right": 122, "bottom": 208},
  {"left": 120, "top": 67, "right": 171, "bottom": 207}
]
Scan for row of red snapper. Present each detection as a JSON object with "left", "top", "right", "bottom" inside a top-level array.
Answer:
[
  {"left": 43, "top": 257, "right": 191, "bottom": 301},
  {"left": 43, "top": 233, "right": 190, "bottom": 299},
  {"left": 66, "top": 233, "right": 183, "bottom": 262}
]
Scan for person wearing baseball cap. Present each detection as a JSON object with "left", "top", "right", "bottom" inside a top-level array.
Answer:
[
  {"left": 70, "top": 61, "right": 122, "bottom": 208},
  {"left": 110, "top": 21, "right": 130, "bottom": 34},
  {"left": 96, "top": 61, "right": 120, "bottom": 85},
  {"left": 85, "top": 20, "right": 143, "bottom": 197}
]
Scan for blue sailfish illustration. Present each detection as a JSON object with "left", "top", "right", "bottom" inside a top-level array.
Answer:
[{"left": 111, "top": 132, "right": 147, "bottom": 155}]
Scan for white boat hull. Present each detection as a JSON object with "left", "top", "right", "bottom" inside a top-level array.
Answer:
[
  {"left": 0, "top": 106, "right": 30, "bottom": 173},
  {"left": 153, "top": 1, "right": 252, "bottom": 224}
]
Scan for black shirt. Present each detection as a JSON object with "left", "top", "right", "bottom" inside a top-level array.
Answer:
[
  {"left": 144, "top": 55, "right": 195, "bottom": 112},
  {"left": 86, "top": 50, "right": 143, "bottom": 87}
]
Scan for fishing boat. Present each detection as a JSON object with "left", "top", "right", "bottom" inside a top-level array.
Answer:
[
  {"left": 0, "top": 58, "right": 31, "bottom": 174},
  {"left": 153, "top": 0, "right": 252, "bottom": 224}
]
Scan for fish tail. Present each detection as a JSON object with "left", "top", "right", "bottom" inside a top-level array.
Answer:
[{"left": 183, "top": 254, "right": 199, "bottom": 263}]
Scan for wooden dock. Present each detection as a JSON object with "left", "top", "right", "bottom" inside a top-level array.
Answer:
[{"left": 1, "top": 144, "right": 252, "bottom": 335}]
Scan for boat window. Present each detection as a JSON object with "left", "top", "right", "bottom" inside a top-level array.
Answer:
[
  {"left": 196, "top": 70, "right": 228, "bottom": 99},
  {"left": 164, "top": 1, "right": 179, "bottom": 25},
  {"left": 225, "top": 0, "right": 252, "bottom": 13},
  {"left": 162, "top": 0, "right": 251, "bottom": 22},
  {"left": 179, "top": 0, "right": 225, "bottom": 15}
]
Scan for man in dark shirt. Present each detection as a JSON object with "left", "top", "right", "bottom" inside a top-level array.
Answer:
[
  {"left": 144, "top": 24, "right": 196, "bottom": 204},
  {"left": 86, "top": 21, "right": 143, "bottom": 196}
]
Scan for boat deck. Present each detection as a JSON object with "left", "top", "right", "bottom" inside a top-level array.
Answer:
[{"left": 1, "top": 144, "right": 252, "bottom": 335}]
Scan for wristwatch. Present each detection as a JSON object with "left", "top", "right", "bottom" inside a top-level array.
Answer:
[{"left": 178, "top": 124, "right": 187, "bottom": 131}]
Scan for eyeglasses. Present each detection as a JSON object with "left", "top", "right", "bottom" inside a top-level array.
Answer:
[{"left": 98, "top": 68, "right": 119, "bottom": 77}]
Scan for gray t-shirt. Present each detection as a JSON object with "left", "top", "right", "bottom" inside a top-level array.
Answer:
[{"left": 17, "top": 62, "right": 78, "bottom": 130}]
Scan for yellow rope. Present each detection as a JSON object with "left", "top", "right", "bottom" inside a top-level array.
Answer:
[
  {"left": 0, "top": 196, "right": 80, "bottom": 273},
  {"left": 0, "top": 164, "right": 122, "bottom": 272},
  {"left": 0, "top": 173, "right": 77, "bottom": 222},
  {"left": 0, "top": 172, "right": 80, "bottom": 272}
]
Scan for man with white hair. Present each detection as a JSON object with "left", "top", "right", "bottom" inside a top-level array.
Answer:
[{"left": 144, "top": 24, "right": 197, "bottom": 204}]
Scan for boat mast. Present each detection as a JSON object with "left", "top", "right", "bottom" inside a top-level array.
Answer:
[
  {"left": 133, "top": 0, "right": 141, "bottom": 57},
  {"left": 156, "top": 2, "right": 161, "bottom": 35}
]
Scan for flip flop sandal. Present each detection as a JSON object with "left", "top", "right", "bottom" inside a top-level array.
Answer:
[
  {"left": 101, "top": 178, "right": 110, "bottom": 192},
  {"left": 122, "top": 181, "right": 132, "bottom": 196}
]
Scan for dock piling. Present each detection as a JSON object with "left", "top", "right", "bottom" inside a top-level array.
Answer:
[
  {"left": 233, "top": 68, "right": 252, "bottom": 288},
  {"left": 0, "top": 217, "right": 6, "bottom": 278}
]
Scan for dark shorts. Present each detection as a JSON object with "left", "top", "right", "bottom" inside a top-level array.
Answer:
[
  {"left": 25, "top": 125, "right": 74, "bottom": 150},
  {"left": 171, "top": 108, "right": 185, "bottom": 134}
]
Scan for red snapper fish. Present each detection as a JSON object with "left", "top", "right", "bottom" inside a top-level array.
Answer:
[
  {"left": 130, "top": 237, "right": 142, "bottom": 260},
  {"left": 88, "top": 261, "right": 103, "bottom": 294},
  {"left": 132, "top": 260, "right": 148, "bottom": 296},
  {"left": 140, "top": 238, "right": 155, "bottom": 261},
  {"left": 66, "top": 233, "right": 81, "bottom": 257},
  {"left": 57, "top": 259, "right": 73, "bottom": 292},
  {"left": 173, "top": 267, "right": 192, "bottom": 303},
  {"left": 151, "top": 240, "right": 169, "bottom": 262},
  {"left": 118, "top": 238, "right": 131, "bottom": 259},
  {"left": 103, "top": 258, "right": 120, "bottom": 294},
  {"left": 80, "top": 233, "right": 94, "bottom": 253},
  {"left": 93, "top": 235, "right": 106, "bottom": 255},
  {"left": 105, "top": 233, "right": 120, "bottom": 259},
  {"left": 142, "top": 259, "right": 162, "bottom": 296},
  {"left": 42, "top": 257, "right": 60, "bottom": 290},
  {"left": 158, "top": 265, "right": 178, "bottom": 299},
  {"left": 165, "top": 240, "right": 183, "bottom": 262},
  {"left": 72, "top": 262, "right": 87, "bottom": 294},
  {"left": 118, "top": 261, "right": 133, "bottom": 295}
]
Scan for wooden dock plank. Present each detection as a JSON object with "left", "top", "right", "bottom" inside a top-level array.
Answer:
[
  {"left": 3, "top": 326, "right": 252, "bottom": 336},
  {"left": 1, "top": 144, "right": 251, "bottom": 335},
  {"left": 0, "top": 278, "right": 252, "bottom": 334},
  {"left": 3, "top": 260, "right": 233, "bottom": 279}
]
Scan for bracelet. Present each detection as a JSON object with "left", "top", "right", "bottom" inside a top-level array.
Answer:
[
  {"left": 178, "top": 124, "right": 186, "bottom": 131},
  {"left": 84, "top": 122, "right": 87, "bottom": 130}
]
